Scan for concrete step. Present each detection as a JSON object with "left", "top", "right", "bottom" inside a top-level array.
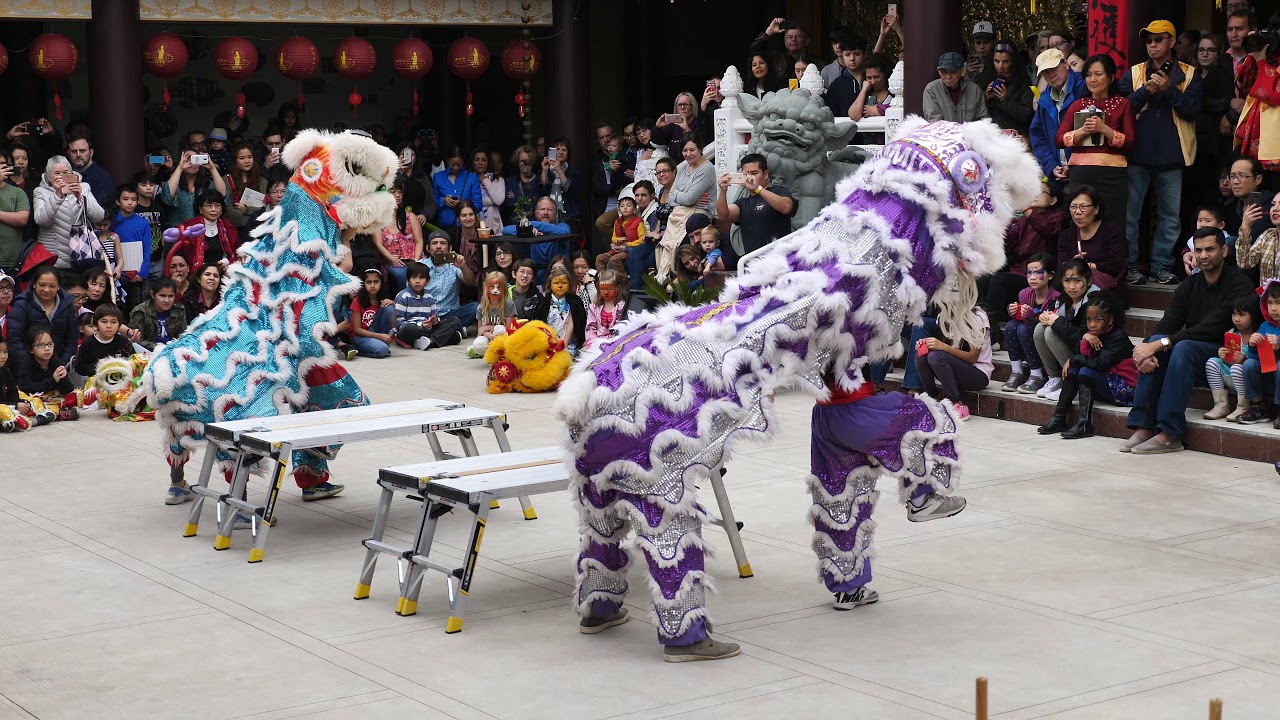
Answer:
[
  {"left": 885, "top": 372, "right": 1280, "bottom": 464},
  {"left": 1121, "top": 283, "right": 1177, "bottom": 313}
]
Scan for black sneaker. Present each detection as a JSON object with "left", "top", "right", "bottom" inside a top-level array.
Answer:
[
  {"left": 1153, "top": 269, "right": 1178, "bottom": 285},
  {"left": 1238, "top": 406, "right": 1270, "bottom": 425},
  {"left": 1126, "top": 269, "right": 1147, "bottom": 286},
  {"left": 833, "top": 586, "right": 880, "bottom": 610}
]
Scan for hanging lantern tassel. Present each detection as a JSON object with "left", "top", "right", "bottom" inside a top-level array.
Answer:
[
  {"left": 298, "top": 87, "right": 305, "bottom": 111},
  {"left": 53, "top": 85, "right": 63, "bottom": 121},
  {"left": 162, "top": 83, "right": 171, "bottom": 110},
  {"left": 515, "top": 91, "right": 525, "bottom": 118},
  {"left": 466, "top": 86, "right": 474, "bottom": 117},
  {"left": 349, "top": 86, "right": 363, "bottom": 118},
  {"left": 413, "top": 87, "right": 420, "bottom": 116},
  {"left": 236, "top": 92, "right": 246, "bottom": 119}
]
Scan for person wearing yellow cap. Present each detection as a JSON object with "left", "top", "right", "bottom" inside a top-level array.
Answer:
[{"left": 1119, "top": 19, "right": 1204, "bottom": 286}]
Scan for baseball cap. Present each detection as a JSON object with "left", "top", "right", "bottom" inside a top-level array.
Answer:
[
  {"left": 972, "top": 21, "right": 995, "bottom": 39},
  {"left": 1139, "top": 20, "right": 1176, "bottom": 39},
  {"left": 1035, "top": 48, "right": 1066, "bottom": 76},
  {"left": 685, "top": 213, "right": 711, "bottom": 234},
  {"left": 427, "top": 230, "right": 451, "bottom": 243},
  {"left": 0, "top": 271, "right": 12, "bottom": 287},
  {"left": 208, "top": 128, "right": 228, "bottom": 141},
  {"left": 937, "top": 52, "right": 966, "bottom": 71}
]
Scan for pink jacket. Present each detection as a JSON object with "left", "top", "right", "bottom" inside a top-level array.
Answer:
[{"left": 585, "top": 301, "right": 627, "bottom": 347}]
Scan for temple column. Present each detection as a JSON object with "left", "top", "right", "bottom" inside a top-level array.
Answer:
[
  {"left": 903, "top": 0, "right": 963, "bottom": 116},
  {"left": 88, "top": 0, "right": 144, "bottom": 183}
]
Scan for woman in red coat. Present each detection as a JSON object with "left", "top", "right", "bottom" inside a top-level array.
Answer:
[
  {"left": 167, "top": 189, "right": 240, "bottom": 270},
  {"left": 1055, "top": 53, "right": 1137, "bottom": 228}
]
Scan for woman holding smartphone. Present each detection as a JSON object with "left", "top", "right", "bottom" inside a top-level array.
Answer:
[
  {"left": 471, "top": 147, "right": 504, "bottom": 230},
  {"left": 432, "top": 144, "right": 483, "bottom": 229},
  {"left": 162, "top": 149, "right": 228, "bottom": 229}
]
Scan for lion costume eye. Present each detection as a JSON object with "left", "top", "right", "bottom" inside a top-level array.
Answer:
[{"left": 345, "top": 160, "right": 364, "bottom": 177}]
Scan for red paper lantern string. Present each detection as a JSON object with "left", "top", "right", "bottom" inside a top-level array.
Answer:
[
  {"left": 391, "top": 37, "right": 432, "bottom": 118},
  {"left": 29, "top": 34, "right": 78, "bottom": 121},
  {"left": 334, "top": 37, "right": 376, "bottom": 119},
  {"left": 466, "top": 88, "right": 474, "bottom": 117},
  {"left": 276, "top": 37, "right": 320, "bottom": 112},
  {"left": 142, "top": 32, "right": 189, "bottom": 114}
]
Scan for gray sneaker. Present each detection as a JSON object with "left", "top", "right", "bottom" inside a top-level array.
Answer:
[
  {"left": 1154, "top": 269, "right": 1178, "bottom": 285},
  {"left": 579, "top": 608, "right": 630, "bottom": 634},
  {"left": 1000, "top": 372, "right": 1027, "bottom": 392},
  {"left": 1017, "top": 375, "right": 1046, "bottom": 394},
  {"left": 833, "top": 586, "right": 880, "bottom": 610},
  {"left": 663, "top": 636, "right": 741, "bottom": 663},
  {"left": 1126, "top": 269, "right": 1147, "bottom": 286},
  {"left": 907, "top": 494, "right": 967, "bottom": 522}
]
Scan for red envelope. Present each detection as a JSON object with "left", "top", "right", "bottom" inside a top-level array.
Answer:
[
  {"left": 1225, "top": 332, "right": 1242, "bottom": 355},
  {"left": 1260, "top": 339, "right": 1278, "bottom": 374},
  {"left": 916, "top": 340, "right": 929, "bottom": 357}
]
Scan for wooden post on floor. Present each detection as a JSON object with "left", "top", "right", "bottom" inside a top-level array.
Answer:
[
  {"left": 976, "top": 677, "right": 988, "bottom": 720},
  {"left": 1210, "top": 697, "right": 1223, "bottom": 720}
]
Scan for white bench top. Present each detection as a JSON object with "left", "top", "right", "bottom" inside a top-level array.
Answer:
[
  {"left": 380, "top": 446, "right": 568, "bottom": 504},
  {"left": 205, "top": 399, "right": 503, "bottom": 453}
]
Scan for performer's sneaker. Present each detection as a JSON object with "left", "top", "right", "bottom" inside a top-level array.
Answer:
[
  {"left": 907, "top": 494, "right": 967, "bottom": 522},
  {"left": 663, "top": 636, "right": 741, "bottom": 663},
  {"left": 579, "top": 608, "right": 630, "bottom": 634},
  {"left": 165, "top": 484, "right": 194, "bottom": 505},
  {"left": 301, "top": 482, "right": 345, "bottom": 501},
  {"left": 833, "top": 586, "right": 879, "bottom": 611}
]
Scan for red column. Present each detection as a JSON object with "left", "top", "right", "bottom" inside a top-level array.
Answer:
[
  {"left": 88, "top": 0, "right": 144, "bottom": 183},
  {"left": 904, "top": 0, "right": 963, "bottom": 116}
]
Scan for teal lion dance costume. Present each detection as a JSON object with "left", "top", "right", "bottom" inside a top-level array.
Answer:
[
  {"left": 134, "top": 129, "right": 399, "bottom": 487},
  {"left": 554, "top": 119, "right": 1042, "bottom": 659}
]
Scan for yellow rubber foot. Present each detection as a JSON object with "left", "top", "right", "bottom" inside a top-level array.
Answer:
[
  {"left": 247, "top": 548, "right": 265, "bottom": 563},
  {"left": 354, "top": 583, "right": 371, "bottom": 600},
  {"left": 445, "top": 616, "right": 463, "bottom": 633},
  {"left": 182, "top": 523, "right": 199, "bottom": 537},
  {"left": 738, "top": 563, "right": 754, "bottom": 578},
  {"left": 398, "top": 599, "right": 418, "bottom": 616},
  {"left": 489, "top": 499, "right": 501, "bottom": 509},
  {"left": 213, "top": 535, "right": 231, "bottom": 551},
  {"left": 395, "top": 597, "right": 404, "bottom": 614},
  {"left": 522, "top": 507, "right": 538, "bottom": 520}
]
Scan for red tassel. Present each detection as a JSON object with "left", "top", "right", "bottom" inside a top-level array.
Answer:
[
  {"left": 235, "top": 91, "right": 246, "bottom": 119},
  {"left": 349, "top": 89, "right": 362, "bottom": 119},
  {"left": 163, "top": 85, "right": 171, "bottom": 107},
  {"left": 53, "top": 88, "right": 62, "bottom": 121},
  {"left": 413, "top": 88, "right": 420, "bottom": 116},
  {"left": 298, "top": 88, "right": 305, "bottom": 111}
]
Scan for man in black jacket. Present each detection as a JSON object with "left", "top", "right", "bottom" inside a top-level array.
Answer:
[{"left": 1124, "top": 228, "right": 1253, "bottom": 454}]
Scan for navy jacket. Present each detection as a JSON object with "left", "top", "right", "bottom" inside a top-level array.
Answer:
[
  {"left": 1030, "top": 70, "right": 1086, "bottom": 180},
  {"left": 7, "top": 288, "right": 79, "bottom": 368},
  {"left": 1119, "top": 59, "right": 1203, "bottom": 170}
]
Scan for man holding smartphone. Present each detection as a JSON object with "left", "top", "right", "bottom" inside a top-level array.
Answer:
[
  {"left": 715, "top": 153, "right": 797, "bottom": 262},
  {"left": 1119, "top": 20, "right": 1203, "bottom": 285},
  {"left": 0, "top": 148, "right": 31, "bottom": 275}
]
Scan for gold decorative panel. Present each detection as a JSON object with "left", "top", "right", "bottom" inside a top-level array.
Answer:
[{"left": 1, "top": 0, "right": 551, "bottom": 25}]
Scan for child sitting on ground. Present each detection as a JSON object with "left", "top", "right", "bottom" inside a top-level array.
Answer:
[
  {"left": 77, "top": 313, "right": 95, "bottom": 344},
  {"left": 348, "top": 269, "right": 396, "bottom": 358},
  {"left": 72, "top": 304, "right": 132, "bottom": 384},
  {"left": 1033, "top": 259, "right": 1099, "bottom": 401},
  {"left": 570, "top": 251, "right": 598, "bottom": 306},
  {"left": 1203, "top": 294, "right": 1263, "bottom": 421},
  {"left": 0, "top": 339, "right": 34, "bottom": 430},
  {"left": 534, "top": 266, "right": 586, "bottom": 355},
  {"left": 913, "top": 303, "right": 993, "bottom": 422},
  {"left": 1181, "top": 205, "right": 1234, "bottom": 276},
  {"left": 468, "top": 271, "right": 516, "bottom": 358},
  {"left": 18, "top": 327, "right": 77, "bottom": 422},
  {"left": 1001, "top": 253, "right": 1059, "bottom": 394},
  {"left": 393, "top": 261, "right": 463, "bottom": 350},
  {"left": 1038, "top": 291, "right": 1136, "bottom": 438},
  {"left": 1237, "top": 279, "right": 1280, "bottom": 426},
  {"left": 596, "top": 196, "right": 644, "bottom": 273},
  {"left": 508, "top": 259, "right": 541, "bottom": 319},
  {"left": 585, "top": 269, "right": 629, "bottom": 349},
  {"left": 130, "top": 277, "right": 187, "bottom": 351}
]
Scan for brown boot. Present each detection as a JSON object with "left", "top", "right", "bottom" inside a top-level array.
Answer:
[
  {"left": 1203, "top": 389, "right": 1232, "bottom": 420},
  {"left": 1226, "top": 395, "right": 1251, "bottom": 423}
]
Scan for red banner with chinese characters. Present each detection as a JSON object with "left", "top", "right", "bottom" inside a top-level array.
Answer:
[{"left": 1088, "top": 0, "right": 1129, "bottom": 70}]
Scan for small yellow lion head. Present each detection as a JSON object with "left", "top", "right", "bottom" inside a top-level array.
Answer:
[
  {"left": 94, "top": 353, "right": 156, "bottom": 421},
  {"left": 483, "top": 319, "right": 572, "bottom": 393}
]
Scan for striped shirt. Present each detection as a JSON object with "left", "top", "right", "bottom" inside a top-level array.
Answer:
[{"left": 394, "top": 287, "right": 439, "bottom": 326}]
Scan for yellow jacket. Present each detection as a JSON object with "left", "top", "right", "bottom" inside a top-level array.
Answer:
[{"left": 1129, "top": 62, "right": 1198, "bottom": 166}]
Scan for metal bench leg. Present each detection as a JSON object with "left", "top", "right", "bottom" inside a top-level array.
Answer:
[
  {"left": 398, "top": 497, "right": 442, "bottom": 617},
  {"left": 355, "top": 483, "right": 395, "bottom": 599},
  {"left": 490, "top": 419, "right": 537, "bottom": 520},
  {"left": 213, "top": 450, "right": 253, "bottom": 551},
  {"left": 453, "top": 431, "right": 503, "bottom": 510},
  {"left": 248, "top": 445, "right": 290, "bottom": 564},
  {"left": 446, "top": 493, "right": 492, "bottom": 634},
  {"left": 425, "top": 432, "right": 448, "bottom": 461},
  {"left": 709, "top": 467, "right": 753, "bottom": 578},
  {"left": 183, "top": 446, "right": 220, "bottom": 537}
]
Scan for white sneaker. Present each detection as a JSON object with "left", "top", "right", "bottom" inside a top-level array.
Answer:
[
  {"left": 414, "top": 337, "right": 433, "bottom": 350},
  {"left": 833, "top": 586, "right": 880, "bottom": 610},
  {"left": 1045, "top": 387, "right": 1061, "bottom": 401},
  {"left": 1037, "top": 376, "right": 1062, "bottom": 398},
  {"left": 907, "top": 493, "right": 967, "bottom": 522}
]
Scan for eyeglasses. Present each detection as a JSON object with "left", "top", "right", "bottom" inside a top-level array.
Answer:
[
  {"left": 1069, "top": 203, "right": 1095, "bottom": 212},
  {"left": 1198, "top": 47, "right": 1218, "bottom": 53},
  {"left": 32, "top": 342, "right": 54, "bottom": 349},
  {"left": 1051, "top": 39, "right": 1071, "bottom": 49},
  {"left": 675, "top": 102, "right": 693, "bottom": 108},
  {"left": 1026, "top": 268, "right": 1048, "bottom": 276},
  {"left": 1228, "top": 173, "right": 1257, "bottom": 181},
  {"left": 495, "top": 249, "right": 512, "bottom": 256},
  {"left": 1144, "top": 36, "right": 1170, "bottom": 45},
  {"left": 189, "top": 141, "right": 208, "bottom": 149}
]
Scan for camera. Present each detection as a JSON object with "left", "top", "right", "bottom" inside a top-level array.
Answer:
[{"left": 1243, "top": 13, "right": 1280, "bottom": 55}]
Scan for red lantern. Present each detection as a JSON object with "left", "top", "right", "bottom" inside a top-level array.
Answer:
[
  {"left": 392, "top": 38, "right": 432, "bottom": 116},
  {"left": 213, "top": 37, "right": 258, "bottom": 81},
  {"left": 276, "top": 37, "right": 320, "bottom": 109},
  {"left": 29, "top": 34, "right": 78, "bottom": 121},
  {"left": 142, "top": 32, "right": 189, "bottom": 110},
  {"left": 500, "top": 40, "right": 541, "bottom": 82},
  {"left": 447, "top": 37, "right": 489, "bottom": 80},
  {"left": 0, "top": 42, "right": 8, "bottom": 77},
  {"left": 334, "top": 37, "right": 376, "bottom": 118}
]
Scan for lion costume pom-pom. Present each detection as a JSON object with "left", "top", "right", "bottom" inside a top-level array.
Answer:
[{"left": 484, "top": 319, "right": 573, "bottom": 393}]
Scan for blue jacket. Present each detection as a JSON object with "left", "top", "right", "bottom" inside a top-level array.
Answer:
[
  {"left": 501, "top": 221, "right": 571, "bottom": 282},
  {"left": 1029, "top": 70, "right": 1085, "bottom": 179},
  {"left": 431, "top": 170, "right": 483, "bottom": 229},
  {"left": 1119, "top": 59, "right": 1203, "bottom": 170},
  {"left": 7, "top": 288, "right": 79, "bottom": 368},
  {"left": 111, "top": 210, "right": 153, "bottom": 279}
]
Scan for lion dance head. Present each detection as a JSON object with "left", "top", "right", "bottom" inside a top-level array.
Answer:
[{"left": 484, "top": 319, "right": 573, "bottom": 393}]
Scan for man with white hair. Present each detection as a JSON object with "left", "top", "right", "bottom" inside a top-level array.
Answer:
[{"left": 33, "top": 155, "right": 105, "bottom": 273}]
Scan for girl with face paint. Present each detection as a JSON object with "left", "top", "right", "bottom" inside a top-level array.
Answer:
[
  {"left": 584, "top": 269, "right": 629, "bottom": 349},
  {"left": 533, "top": 266, "right": 586, "bottom": 354},
  {"left": 467, "top": 271, "right": 517, "bottom": 358}
]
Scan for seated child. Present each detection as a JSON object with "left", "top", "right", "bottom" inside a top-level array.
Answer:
[
  {"left": 1181, "top": 205, "right": 1235, "bottom": 275},
  {"left": 913, "top": 304, "right": 993, "bottom": 421},
  {"left": 0, "top": 339, "right": 36, "bottom": 430},
  {"left": 487, "top": 241, "right": 517, "bottom": 282},
  {"left": 596, "top": 196, "right": 643, "bottom": 273},
  {"left": 584, "top": 269, "right": 629, "bottom": 349},
  {"left": 18, "top": 326, "right": 77, "bottom": 422},
  {"left": 699, "top": 226, "right": 725, "bottom": 278},
  {"left": 1237, "top": 279, "right": 1280, "bottom": 425},
  {"left": 468, "top": 271, "right": 517, "bottom": 358},
  {"left": 1203, "top": 294, "right": 1263, "bottom": 421},
  {"left": 72, "top": 304, "right": 132, "bottom": 383},
  {"left": 1033, "top": 259, "right": 1099, "bottom": 401},
  {"left": 130, "top": 277, "right": 187, "bottom": 351},
  {"left": 77, "top": 313, "right": 95, "bottom": 345},
  {"left": 533, "top": 266, "right": 586, "bottom": 355},
  {"left": 1038, "top": 291, "right": 1136, "bottom": 438},
  {"left": 508, "top": 259, "right": 542, "bottom": 320},
  {"left": 349, "top": 269, "right": 397, "bottom": 358},
  {"left": 392, "top": 261, "right": 463, "bottom": 351},
  {"left": 571, "top": 251, "right": 598, "bottom": 306},
  {"left": 1001, "top": 254, "right": 1059, "bottom": 394}
]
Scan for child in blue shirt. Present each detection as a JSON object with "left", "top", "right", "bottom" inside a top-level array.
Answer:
[
  {"left": 111, "top": 183, "right": 153, "bottom": 309},
  {"left": 1234, "top": 286, "right": 1278, "bottom": 424},
  {"left": 392, "top": 261, "right": 463, "bottom": 350}
]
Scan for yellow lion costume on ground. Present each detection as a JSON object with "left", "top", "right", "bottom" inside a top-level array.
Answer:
[
  {"left": 484, "top": 319, "right": 573, "bottom": 393},
  {"left": 92, "top": 354, "right": 156, "bottom": 421}
]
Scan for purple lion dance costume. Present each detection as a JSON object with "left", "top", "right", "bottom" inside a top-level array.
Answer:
[{"left": 554, "top": 119, "right": 1041, "bottom": 660}]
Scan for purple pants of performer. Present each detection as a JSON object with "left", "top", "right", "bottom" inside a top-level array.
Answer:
[{"left": 809, "top": 392, "right": 961, "bottom": 593}]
